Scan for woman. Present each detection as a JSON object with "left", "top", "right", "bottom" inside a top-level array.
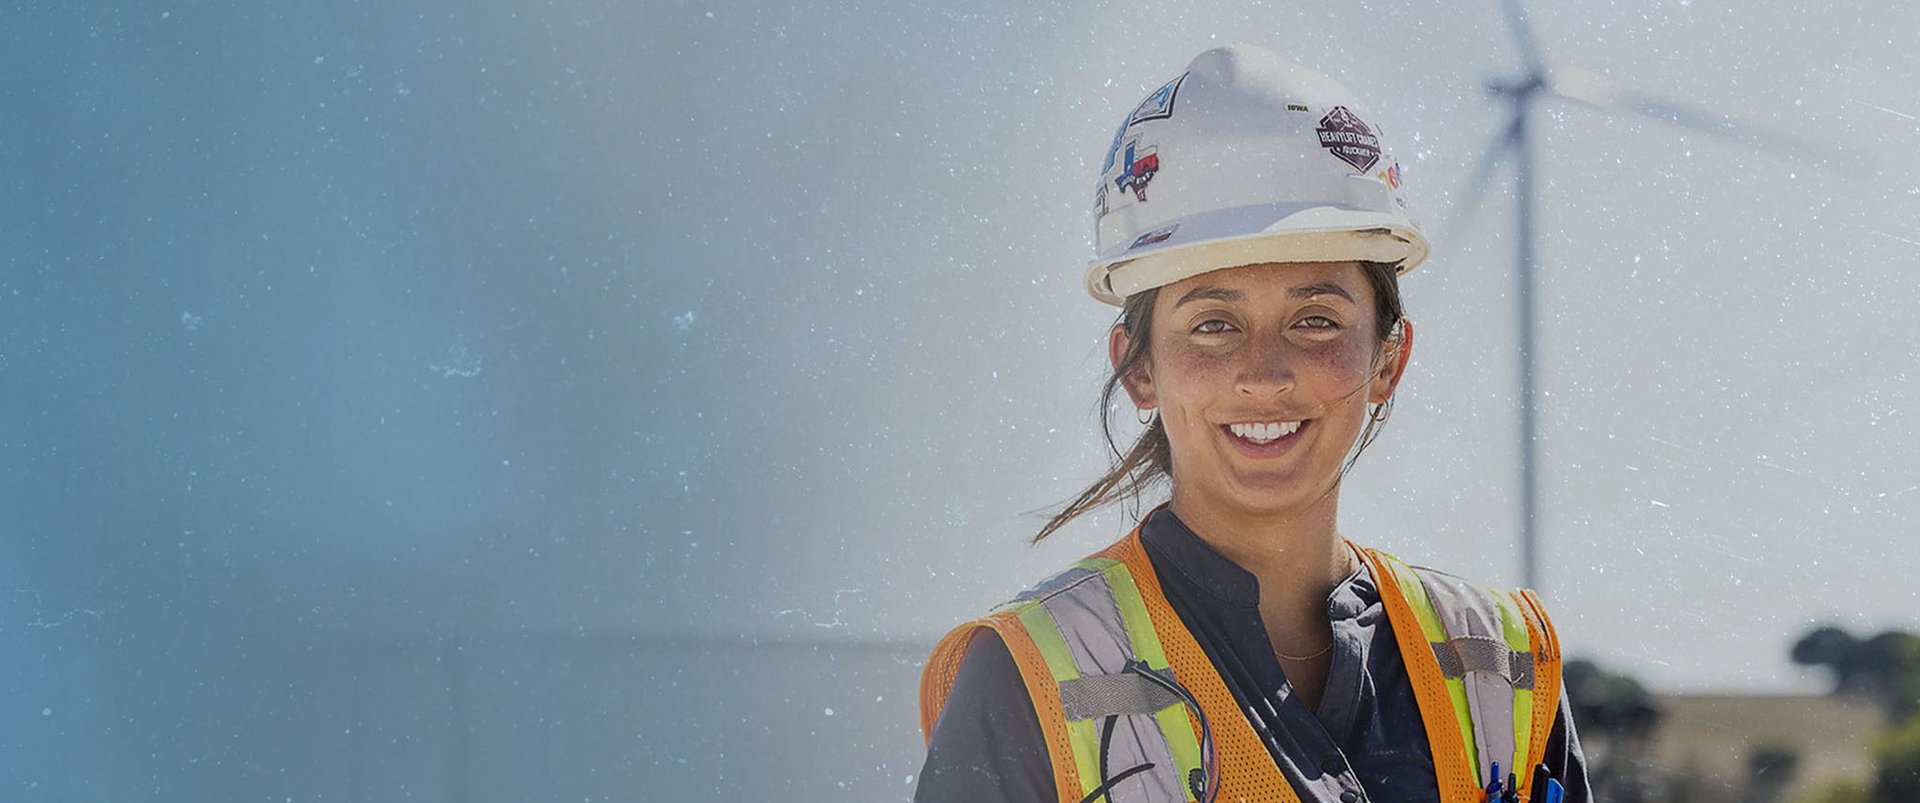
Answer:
[{"left": 914, "top": 44, "right": 1591, "bottom": 803}]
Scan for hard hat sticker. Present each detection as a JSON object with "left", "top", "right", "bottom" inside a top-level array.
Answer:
[
  {"left": 1102, "top": 73, "right": 1187, "bottom": 175},
  {"left": 1126, "top": 72, "right": 1187, "bottom": 128},
  {"left": 1316, "top": 106, "right": 1382, "bottom": 173},
  {"left": 1129, "top": 223, "right": 1178, "bottom": 250},
  {"left": 1114, "top": 139, "right": 1160, "bottom": 202},
  {"left": 1378, "top": 162, "right": 1402, "bottom": 190}
]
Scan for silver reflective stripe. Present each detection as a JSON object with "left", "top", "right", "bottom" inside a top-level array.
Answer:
[
  {"left": 1036, "top": 569, "right": 1184, "bottom": 803},
  {"left": 1041, "top": 573, "right": 1136, "bottom": 676},
  {"left": 1099, "top": 714, "right": 1183, "bottom": 803},
  {"left": 1414, "top": 567, "right": 1520, "bottom": 790},
  {"left": 1431, "top": 636, "right": 1535, "bottom": 689},
  {"left": 1010, "top": 565, "right": 1099, "bottom": 605},
  {"left": 1059, "top": 670, "right": 1184, "bottom": 720}
]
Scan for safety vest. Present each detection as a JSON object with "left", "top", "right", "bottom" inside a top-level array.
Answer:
[{"left": 918, "top": 525, "right": 1563, "bottom": 803}]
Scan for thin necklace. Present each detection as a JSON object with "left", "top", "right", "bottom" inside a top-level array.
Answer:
[
  {"left": 1275, "top": 639, "right": 1334, "bottom": 662},
  {"left": 1275, "top": 548, "right": 1354, "bottom": 663}
]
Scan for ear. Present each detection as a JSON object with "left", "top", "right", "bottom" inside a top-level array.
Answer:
[
  {"left": 1370, "top": 318, "right": 1414, "bottom": 403},
  {"left": 1108, "top": 323, "right": 1157, "bottom": 410}
]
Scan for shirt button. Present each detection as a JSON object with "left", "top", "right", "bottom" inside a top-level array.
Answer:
[
  {"left": 1339, "top": 791, "right": 1359, "bottom": 803},
  {"left": 1321, "top": 757, "right": 1347, "bottom": 775}
]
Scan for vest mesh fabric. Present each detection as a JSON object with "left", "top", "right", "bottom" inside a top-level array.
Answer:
[
  {"left": 1358, "top": 546, "right": 1486, "bottom": 801},
  {"left": 1516, "top": 587, "right": 1565, "bottom": 796},
  {"left": 922, "top": 615, "right": 1086, "bottom": 801}
]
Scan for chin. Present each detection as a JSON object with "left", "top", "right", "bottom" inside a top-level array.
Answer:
[{"left": 1226, "top": 469, "right": 1341, "bottom": 512}]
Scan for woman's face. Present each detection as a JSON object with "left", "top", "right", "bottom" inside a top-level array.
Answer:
[{"left": 1112, "top": 261, "right": 1412, "bottom": 519}]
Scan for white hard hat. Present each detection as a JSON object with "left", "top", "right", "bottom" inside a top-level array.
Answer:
[{"left": 1087, "top": 43, "right": 1429, "bottom": 306}]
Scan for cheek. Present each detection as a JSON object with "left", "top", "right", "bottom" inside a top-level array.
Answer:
[
  {"left": 1150, "top": 342, "right": 1236, "bottom": 398},
  {"left": 1304, "top": 339, "right": 1382, "bottom": 385}
]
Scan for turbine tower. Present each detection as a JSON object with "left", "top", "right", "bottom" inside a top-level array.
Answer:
[{"left": 1449, "top": 0, "right": 1868, "bottom": 591}]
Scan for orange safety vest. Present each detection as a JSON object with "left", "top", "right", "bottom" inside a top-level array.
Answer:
[{"left": 919, "top": 525, "right": 1563, "bottom": 803}]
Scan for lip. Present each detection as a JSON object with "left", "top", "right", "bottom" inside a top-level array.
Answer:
[{"left": 1218, "top": 419, "right": 1310, "bottom": 458}]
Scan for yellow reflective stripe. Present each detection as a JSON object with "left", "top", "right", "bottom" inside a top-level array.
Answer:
[
  {"left": 1495, "top": 592, "right": 1529, "bottom": 652},
  {"left": 1100, "top": 562, "right": 1203, "bottom": 785},
  {"left": 1495, "top": 592, "right": 1534, "bottom": 778},
  {"left": 1511, "top": 686, "right": 1536, "bottom": 781},
  {"left": 1379, "top": 553, "right": 1449, "bottom": 643},
  {"left": 1384, "top": 555, "right": 1481, "bottom": 783},
  {"left": 1151, "top": 702, "right": 1201, "bottom": 790},
  {"left": 1066, "top": 718, "right": 1102, "bottom": 798},
  {"left": 1102, "top": 563, "right": 1170, "bottom": 667},
  {"left": 1016, "top": 602, "right": 1082, "bottom": 683},
  {"left": 1016, "top": 603, "right": 1101, "bottom": 800}
]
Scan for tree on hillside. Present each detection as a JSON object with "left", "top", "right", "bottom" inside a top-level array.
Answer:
[
  {"left": 1792, "top": 625, "right": 1920, "bottom": 803},
  {"left": 1565, "top": 658, "right": 1662, "bottom": 738},
  {"left": 1563, "top": 658, "right": 1664, "bottom": 803},
  {"left": 1792, "top": 626, "right": 1920, "bottom": 721},
  {"left": 1793, "top": 626, "right": 1862, "bottom": 689}
]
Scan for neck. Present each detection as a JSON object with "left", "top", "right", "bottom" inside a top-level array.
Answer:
[{"left": 1167, "top": 481, "right": 1356, "bottom": 642}]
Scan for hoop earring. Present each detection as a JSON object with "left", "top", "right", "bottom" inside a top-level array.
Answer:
[
  {"left": 1369, "top": 398, "right": 1392, "bottom": 423},
  {"left": 1136, "top": 407, "right": 1157, "bottom": 426}
]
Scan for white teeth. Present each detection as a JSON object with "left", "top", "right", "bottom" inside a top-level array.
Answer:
[{"left": 1228, "top": 421, "right": 1301, "bottom": 442}]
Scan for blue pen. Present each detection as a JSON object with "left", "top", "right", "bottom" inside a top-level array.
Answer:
[{"left": 1484, "top": 761, "right": 1503, "bottom": 801}]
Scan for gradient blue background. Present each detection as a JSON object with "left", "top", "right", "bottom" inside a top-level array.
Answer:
[{"left": 5, "top": 1, "right": 1916, "bottom": 799}]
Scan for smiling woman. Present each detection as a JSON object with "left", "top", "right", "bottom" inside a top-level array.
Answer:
[
  {"left": 913, "top": 44, "right": 1594, "bottom": 803},
  {"left": 1111, "top": 264, "right": 1407, "bottom": 586},
  {"left": 1052, "top": 261, "right": 1411, "bottom": 548}
]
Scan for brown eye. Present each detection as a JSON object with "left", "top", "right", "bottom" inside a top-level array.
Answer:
[{"left": 1295, "top": 316, "right": 1340, "bottom": 330}]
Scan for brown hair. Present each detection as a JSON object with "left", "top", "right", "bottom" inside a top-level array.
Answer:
[{"left": 1031, "top": 261, "right": 1407, "bottom": 543}]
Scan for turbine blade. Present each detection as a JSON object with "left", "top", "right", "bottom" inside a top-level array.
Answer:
[
  {"left": 1442, "top": 118, "right": 1522, "bottom": 249},
  {"left": 1546, "top": 65, "right": 1871, "bottom": 175},
  {"left": 1501, "top": 0, "right": 1546, "bottom": 74}
]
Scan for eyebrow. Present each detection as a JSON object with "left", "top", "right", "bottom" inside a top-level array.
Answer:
[
  {"left": 1290, "top": 283, "right": 1356, "bottom": 303},
  {"left": 1172, "top": 282, "right": 1355, "bottom": 308},
  {"left": 1173, "top": 286, "right": 1244, "bottom": 307}
]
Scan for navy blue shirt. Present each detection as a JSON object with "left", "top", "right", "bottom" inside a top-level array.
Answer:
[{"left": 915, "top": 507, "right": 1592, "bottom": 802}]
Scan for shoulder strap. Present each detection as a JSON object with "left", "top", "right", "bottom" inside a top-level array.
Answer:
[
  {"left": 1099, "top": 532, "right": 1301, "bottom": 803},
  {"left": 921, "top": 527, "right": 1241, "bottom": 803},
  {"left": 1356, "top": 544, "right": 1564, "bottom": 802},
  {"left": 1514, "top": 586, "right": 1564, "bottom": 789},
  {"left": 921, "top": 613, "right": 1086, "bottom": 803},
  {"left": 1356, "top": 545, "right": 1484, "bottom": 801}
]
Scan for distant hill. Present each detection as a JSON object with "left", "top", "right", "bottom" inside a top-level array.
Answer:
[{"left": 1641, "top": 693, "right": 1878, "bottom": 803}]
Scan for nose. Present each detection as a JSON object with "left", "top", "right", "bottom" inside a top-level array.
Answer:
[{"left": 1235, "top": 329, "right": 1295, "bottom": 398}]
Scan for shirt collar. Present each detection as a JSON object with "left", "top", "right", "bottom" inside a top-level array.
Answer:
[{"left": 1139, "top": 504, "right": 1378, "bottom": 619}]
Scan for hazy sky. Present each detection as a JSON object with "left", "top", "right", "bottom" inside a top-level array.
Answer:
[{"left": 5, "top": 0, "right": 1918, "bottom": 798}]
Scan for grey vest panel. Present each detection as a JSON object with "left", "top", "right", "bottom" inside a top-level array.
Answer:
[
  {"left": 1411, "top": 566, "right": 1533, "bottom": 789},
  {"left": 1015, "top": 565, "right": 1187, "bottom": 803}
]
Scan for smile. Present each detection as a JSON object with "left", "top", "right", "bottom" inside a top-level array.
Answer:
[{"left": 1224, "top": 420, "right": 1304, "bottom": 445}]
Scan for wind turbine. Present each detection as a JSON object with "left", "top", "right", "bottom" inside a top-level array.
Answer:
[{"left": 1448, "top": 0, "right": 1869, "bottom": 592}]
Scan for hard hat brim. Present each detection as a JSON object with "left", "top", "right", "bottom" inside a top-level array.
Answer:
[{"left": 1085, "top": 202, "right": 1429, "bottom": 307}]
